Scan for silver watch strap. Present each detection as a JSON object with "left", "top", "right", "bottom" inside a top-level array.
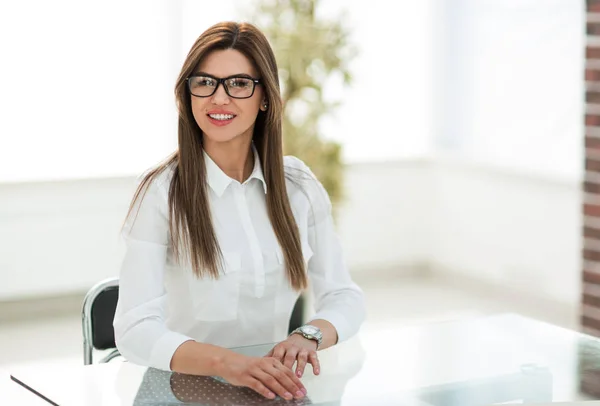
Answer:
[{"left": 290, "top": 327, "right": 322, "bottom": 349}]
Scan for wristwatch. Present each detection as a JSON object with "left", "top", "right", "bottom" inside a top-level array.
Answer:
[{"left": 289, "top": 325, "right": 323, "bottom": 350}]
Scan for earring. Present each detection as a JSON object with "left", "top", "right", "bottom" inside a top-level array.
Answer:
[{"left": 262, "top": 101, "right": 268, "bottom": 110}]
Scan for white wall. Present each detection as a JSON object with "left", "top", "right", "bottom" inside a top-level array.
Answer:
[
  {"left": 429, "top": 157, "right": 583, "bottom": 306},
  {"left": 0, "top": 178, "right": 134, "bottom": 299},
  {"left": 0, "top": 160, "right": 582, "bottom": 309},
  {"left": 337, "top": 160, "right": 433, "bottom": 271},
  {"left": 0, "top": 0, "right": 182, "bottom": 183},
  {"left": 435, "top": 0, "right": 584, "bottom": 182},
  {"left": 422, "top": 0, "right": 585, "bottom": 307},
  {"left": 316, "top": 0, "right": 435, "bottom": 162}
]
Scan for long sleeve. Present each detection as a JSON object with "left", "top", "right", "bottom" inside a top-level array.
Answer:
[
  {"left": 298, "top": 161, "right": 366, "bottom": 343},
  {"left": 113, "top": 173, "right": 192, "bottom": 371}
]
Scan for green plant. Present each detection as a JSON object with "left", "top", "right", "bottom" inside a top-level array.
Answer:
[{"left": 246, "top": 0, "right": 357, "bottom": 206}]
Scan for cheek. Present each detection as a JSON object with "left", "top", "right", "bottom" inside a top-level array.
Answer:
[
  {"left": 244, "top": 100, "right": 261, "bottom": 117},
  {"left": 242, "top": 107, "right": 261, "bottom": 130},
  {"left": 191, "top": 98, "right": 207, "bottom": 126}
]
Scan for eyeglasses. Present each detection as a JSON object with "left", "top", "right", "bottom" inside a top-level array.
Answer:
[{"left": 186, "top": 74, "right": 261, "bottom": 99}]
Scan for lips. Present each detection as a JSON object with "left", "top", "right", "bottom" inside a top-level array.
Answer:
[{"left": 207, "top": 112, "right": 236, "bottom": 127}]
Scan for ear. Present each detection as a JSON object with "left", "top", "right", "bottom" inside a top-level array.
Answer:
[{"left": 260, "top": 99, "right": 269, "bottom": 111}]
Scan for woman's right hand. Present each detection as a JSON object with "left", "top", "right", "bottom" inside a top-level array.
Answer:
[{"left": 217, "top": 353, "right": 307, "bottom": 401}]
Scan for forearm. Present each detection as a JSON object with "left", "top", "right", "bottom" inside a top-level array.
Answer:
[
  {"left": 307, "top": 319, "right": 338, "bottom": 350},
  {"left": 170, "top": 340, "right": 236, "bottom": 376}
]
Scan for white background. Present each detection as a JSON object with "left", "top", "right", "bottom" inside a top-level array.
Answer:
[{"left": 0, "top": 0, "right": 583, "bottom": 182}]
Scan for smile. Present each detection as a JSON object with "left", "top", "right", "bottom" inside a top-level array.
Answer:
[
  {"left": 208, "top": 113, "right": 235, "bottom": 120},
  {"left": 207, "top": 113, "right": 236, "bottom": 127}
]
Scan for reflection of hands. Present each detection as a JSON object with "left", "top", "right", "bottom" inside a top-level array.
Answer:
[
  {"left": 216, "top": 352, "right": 307, "bottom": 401},
  {"left": 170, "top": 373, "right": 312, "bottom": 405},
  {"left": 265, "top": 334, "right": 320, "bottom": 378}
]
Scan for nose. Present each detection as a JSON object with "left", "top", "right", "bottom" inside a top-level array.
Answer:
[{"left": 211, "top": 82, "right": 230, "bottom": 105}]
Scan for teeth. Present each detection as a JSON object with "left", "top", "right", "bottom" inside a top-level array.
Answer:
[{"left": 209, "top": 114, "right": 234, "bottom": 120}]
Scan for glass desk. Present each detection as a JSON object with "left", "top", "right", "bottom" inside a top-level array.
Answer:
[
  {"left": 1, "top": 367, "right": 48, "bottom": 405},
  {"left": 9, "top": 313, "right": 600, "bottom": 405}
]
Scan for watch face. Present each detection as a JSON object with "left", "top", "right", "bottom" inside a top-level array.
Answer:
[{"left": 302, "top": 325, "right": 318, "bottom": 335}]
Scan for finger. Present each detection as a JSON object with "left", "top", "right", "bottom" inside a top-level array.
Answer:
[
  {"left": 295, "top": 349, "right": 309, "bottom": 378},
  {"left": 308, "top": 351, "right": 321, "bottom": 375},
  {"left": 283, "top": 347, "right": 299, "bottom": 370},
  {"left": 272, "top": 362, "right": 306, "bottom": 398},
  {"left": 272, "top": 344, "right": 286, "bottom": 362},
  {"left": 247, "top": 377, "right": 276, "bottom": 400},
  {"left": 253, "top": 370, "right": 295, "bottom": 401}
]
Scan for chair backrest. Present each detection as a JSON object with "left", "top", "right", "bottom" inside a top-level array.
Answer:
[
  {"left": 82, "top": 277, "right": 119, "bottom": 365},
  {"left": 288, "top": 294, "right": 305, "bottom": 334}
]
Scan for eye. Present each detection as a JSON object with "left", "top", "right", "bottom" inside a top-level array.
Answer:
[
  {"left": 227, "top": 78, "right": 253, "bottom": 88},
  {"left": 193, "top": 76, "right": 216, "bottom": 87}
]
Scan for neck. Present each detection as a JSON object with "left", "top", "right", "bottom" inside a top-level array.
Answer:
[{"left": 203, "top": 137, "right": 254, "bottom": 183}]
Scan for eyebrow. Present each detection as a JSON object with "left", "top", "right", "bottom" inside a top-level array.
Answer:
[{"left": 193, "top": 71, "right": 255, "bottom": 79}]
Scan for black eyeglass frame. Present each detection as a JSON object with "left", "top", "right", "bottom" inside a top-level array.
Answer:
[{"left": 186, "top": 74, "right": 262, "bottom": 99}]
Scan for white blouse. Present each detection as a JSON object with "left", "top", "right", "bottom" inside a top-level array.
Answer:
[{"left": 113, "top": 148, "right": 366, "bottom": 372}]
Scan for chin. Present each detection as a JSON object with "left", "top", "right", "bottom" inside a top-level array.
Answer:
[
  {"left": 201, "top": 124, "right": 254, "bottom": 145},
  {"left": 202, "top": 130, "right": 241, "bottom": 144}
]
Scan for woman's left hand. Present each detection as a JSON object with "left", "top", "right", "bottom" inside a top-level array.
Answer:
[{"left": 265, "top": 334, "right": 321, "bottom": 378}]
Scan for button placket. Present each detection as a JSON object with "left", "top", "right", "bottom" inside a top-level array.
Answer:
[{"left": 233, "top": 183, "right": 265, "bottom": 298}]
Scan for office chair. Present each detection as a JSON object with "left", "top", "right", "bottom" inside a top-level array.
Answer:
[
  {"left": 288, "top": 294, "right": 305, "bottom": 334},
  {"left": 82, "top": 277, "right": 306, "bottom": 365},
  {"left": 82, "top": 277, "right": 120, "bottom": 365}
]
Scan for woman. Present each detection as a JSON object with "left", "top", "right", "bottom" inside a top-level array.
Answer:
[{"left": 113, "top": 21, "right": 365, "bottom": 401}]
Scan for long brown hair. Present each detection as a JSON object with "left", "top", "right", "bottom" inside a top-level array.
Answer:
[{"left": 125, "top": 22, "right": 308, "bottom": 291}]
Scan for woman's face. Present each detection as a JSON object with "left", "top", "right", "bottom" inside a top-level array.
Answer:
[{"left": 190, "top": 49, "right": 265, "bottom": 145}]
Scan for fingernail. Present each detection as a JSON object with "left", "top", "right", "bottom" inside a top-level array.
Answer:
[
  {"left": 267, "top": 392, "right": 275, "bottom": 399},
  {"left": 296, "top": 390, "right": 304, "bottom": 398},
  {"left": 284, "top": 392, "right": 293, "bottom": 400},
  {"left": 315, "top": 369, "right": 320, "bottom": 374},
  {"left": 297, "top": 370, "right": 302, "bottom": 377},
  {"left": 301, "top": 388, "right": 308, "bottom": 396}
]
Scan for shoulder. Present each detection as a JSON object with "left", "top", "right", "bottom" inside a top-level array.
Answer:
[
  {"left": 126, "top": 162, "right": 176, "bottom": 224},
  {"left": 283, "top": 155, "right": 308, "bottom": 172},
  {"left": 284, "top": 155, "right": 309, "bottom": 175},
  {"left": 283, "top": 155, "right": 331, "bottom": 215},
  {"left": 283, "top": 155, "right": 318, "bottom": 188},
  {"left": 139, "top": 161, "right": 176, "bottom": 198},
  {"left": 123, "top": 163, "right": 175, "bottom": 235}
]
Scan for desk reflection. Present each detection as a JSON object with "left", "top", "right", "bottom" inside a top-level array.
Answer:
[{"left": 132, "top": 368, "right": 311, "bottom": 405}]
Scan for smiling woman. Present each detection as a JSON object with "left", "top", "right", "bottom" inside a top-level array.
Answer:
[
  {"left": 113, "top": 21, "right": 366, "bottom": 402},
  {"left": 189, "top": 49, "right": 266, "bottom": 140}
]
